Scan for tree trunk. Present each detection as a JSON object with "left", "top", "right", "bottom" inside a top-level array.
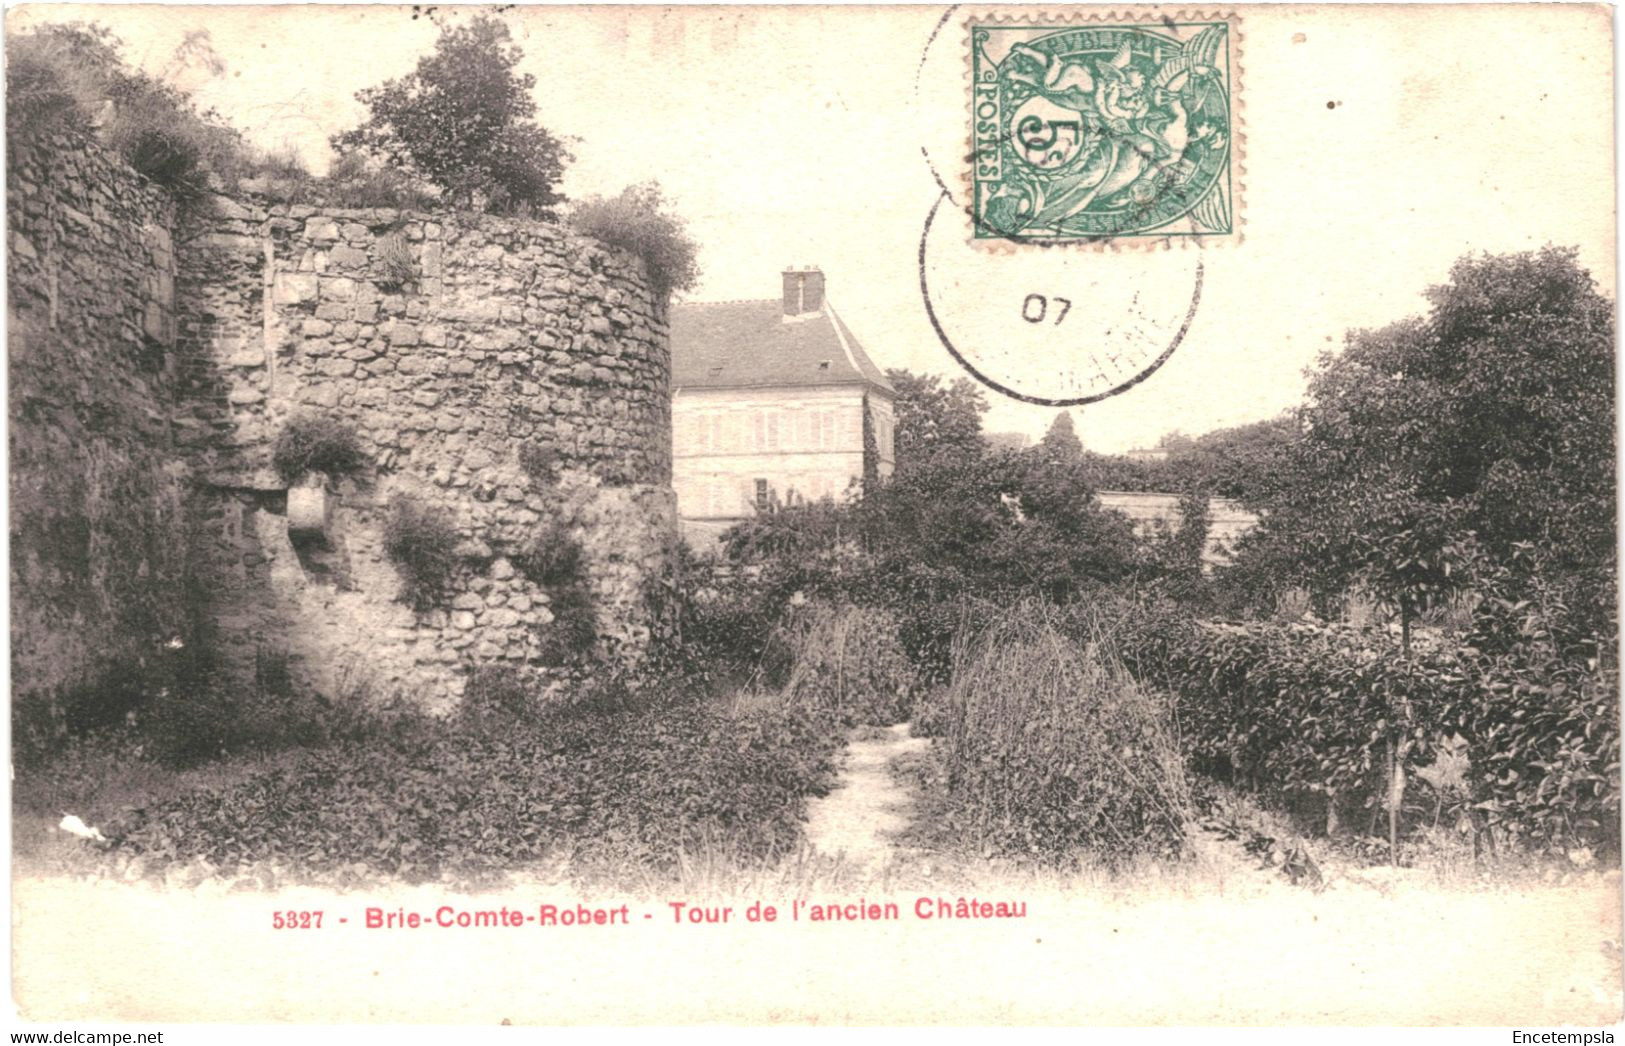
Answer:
[
  {"left": 1388, "top": 594, "right": 1414, "bottom": 864},
  {"left": 1386, "top": 736, "right": 1399, "bottom": 864},
  {"left": 1400, "top": 594, "right": 1412, "bottom": 658}
]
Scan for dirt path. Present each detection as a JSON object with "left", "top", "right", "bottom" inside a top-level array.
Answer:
[{"left": 802, "top": 723, "right": 929, "bottom": 870}]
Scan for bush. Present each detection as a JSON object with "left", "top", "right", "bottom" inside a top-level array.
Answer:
[
  {"left": 513, "top": 524, "right": 598, "bottom": 664},
  {"left": 109, "top": 689, "right": 842, "bottom": 881},
  {"left": 382, "top": 497, "right": 462, "bottom": 611},
  {"left": 138, "top": 647, "right": 330, "bottom": 768},
  {"left": 459, "top": 663, "right": 538, "bottom": 729},
  {"left": 1117, "top": 604, "right": 1620, "bottom": 854},
  {"left": 569, "top": 181, "right": 699, "bottom": 297},
  {"left": 537, "top": 583, "right": 599, "bottom": 666},
  {"left": 271, "top": 414, "right": 367, "bottom": 484},
  {"left": 935, "top": 602, "right": 1193, "bottom": 863},
  {"left": 909, "top": 687, "right": 958, "bottom": 739},
  {"left": 321, "top": 151, "right": 437, "bottom": 211},
  {"left": 774, "top": 603, "right": 918, "bottom": 726},
  {"left": 514, "top": 524, "right": 585, "bottom": 589},
  {"left": 7, "top": 24, "right": 256, "bottom": 199},
  {"left": 125, "top": 129, "right": 209, "bottom": 200}
]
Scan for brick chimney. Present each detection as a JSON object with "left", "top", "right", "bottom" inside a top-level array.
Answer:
[{"left": 781, "top": 266, "right": 825, "bottom": 319}]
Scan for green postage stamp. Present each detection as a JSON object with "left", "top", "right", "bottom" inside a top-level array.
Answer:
[{"left": 970, "top": 14, "right": 1238, "bottom": 244}]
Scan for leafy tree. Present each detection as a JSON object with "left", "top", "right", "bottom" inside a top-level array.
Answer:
[
  {"left": 1075, "top": 450, "right": 1154, "bottom": 493},
  {"left": 1228, "top": 247, "right": 1615, "bottom": 645},
  {"left": 1036, "top": 410, "right": 1083, "bottom": 461},
  {"left": 331, "top": 14, "right": 570, "bottom": 214},
  {"left": 1156, "top": 429, "right": 1196, "bottom": 455},
  {"left": 1159, "top": 414, "right": 1300, "bottom": 503},
  {"left": 885, "top": 370, "right": 988, "bottom": 465}
]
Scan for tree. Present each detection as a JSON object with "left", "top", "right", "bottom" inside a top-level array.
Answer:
[
  {"left": 1160, "top": 415, "right": 1300, "bottom": 503},
  {"left": 1036, "top": 410, "right": 1083, "bottom": 461},
  {"left": 331, "top": 14, "right": 570, "bottom": 214},
  {"left": 1229, "top": 247, "right": 1615, "bottom": 644},
  {"left": 885, "top": 370, "right": 988, "bottom": 465}
]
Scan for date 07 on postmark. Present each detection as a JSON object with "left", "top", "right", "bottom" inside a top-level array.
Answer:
[{"left": 970, "top": 16, "right": 1236, "bottom": 243}]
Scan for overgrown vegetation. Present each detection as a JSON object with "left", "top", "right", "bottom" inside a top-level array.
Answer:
[
  {"left": 773, "top": 603, "right": 918, "bottom": 726},
  {"left": 382, "top": 497, "right": 462, "bottom": 611},
  {"left": 6, "top": 23, "right": 296, "bottom": 199},
  {"left": 1222, "top": 248, "right": 1614, "bottom": 643},
  {"left": 318, "top": 151, "right": 439, "bottom": 211},
  {"left": 271, "top": 414, "right": 367, "bottom": 484},
  {"left": 933, "top": 603, "right": 1193, "bottom": 863},
  {"left": 106, "top": 674, "right": 841, "bottom": 882},
  {"left": 569, "top": 181, "right": 700, "bottom": 297},
  {"left": 374, "top": 231, "right": 418, "bottom": 291},
  {"left": 331, "top": 13, "right": 569, "bottom": 216},
  {"left": 1117, "top": 604, "right": 1620, "bottom": 855},
  {"left": 515, "top": 523, "right": 598, "bottom": 664},
  {"left": 17, "top": 238, "right": 1615, "bottom": 884}
]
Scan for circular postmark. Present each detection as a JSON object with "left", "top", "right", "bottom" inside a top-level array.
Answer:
[{"left": 918, "top": 192, "right": 1203, "bottom": 406}]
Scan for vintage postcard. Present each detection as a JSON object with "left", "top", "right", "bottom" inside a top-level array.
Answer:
[{"left": 5, "top": 2, "right": 1619, "bottom": 1033}]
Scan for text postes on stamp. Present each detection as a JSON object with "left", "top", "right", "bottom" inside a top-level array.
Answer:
[{"left": 970, "top": 16, "right": 1236, "bottom": 245}]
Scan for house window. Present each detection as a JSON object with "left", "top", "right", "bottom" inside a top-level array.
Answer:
[{"left": 755, "top": 478, "right": 769, "bottom": 512}]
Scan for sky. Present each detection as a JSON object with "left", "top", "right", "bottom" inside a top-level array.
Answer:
[{"left": 11, "top": 3, "right": 1615, "bottom": 452}]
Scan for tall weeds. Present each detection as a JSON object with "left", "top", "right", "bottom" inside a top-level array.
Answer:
[
  {"left": 774, "top": 603, "right": 917, "bottom": 726},
  {"left": 937, "top": 601, "right": 1193, "bottom": 863}
]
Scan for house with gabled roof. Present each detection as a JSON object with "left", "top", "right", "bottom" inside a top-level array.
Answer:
[{"left": 670, "top": 267, "right": 896, "bottom": 545}]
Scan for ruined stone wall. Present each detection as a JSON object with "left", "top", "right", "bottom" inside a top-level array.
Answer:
[
  {"left": 9, "top": 130, "right": 677, "bottom": 715},
  {"left": 7, "top": 131, "right": 191, "bottom": 717},
  {"left": 174, "top": 198, "right": 675, "bottom": 709}
]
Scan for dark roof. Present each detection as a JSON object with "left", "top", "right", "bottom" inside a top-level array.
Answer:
[{"left": 671, "top": 299, "right": 894, "bottom": 394}]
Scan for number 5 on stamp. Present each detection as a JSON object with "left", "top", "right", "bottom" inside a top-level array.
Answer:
[{"left": 969, "top": 14, "right": 1238, "bottom": 245}]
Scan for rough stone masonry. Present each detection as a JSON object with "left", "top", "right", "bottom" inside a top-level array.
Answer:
[{"left": 9, "top": 129, "right": 677, "bottom": 714}]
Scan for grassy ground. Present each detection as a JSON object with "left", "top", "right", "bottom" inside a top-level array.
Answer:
[
  {"left": 13, "top": 710, "right": 1620, "bottom": 1025},
  {"left": 12, "top": 689, "right": 845, "bottom": 891}
]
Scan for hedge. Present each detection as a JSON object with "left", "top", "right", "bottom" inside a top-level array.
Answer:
[{"left": 1117, "top": 612, "right": 1619, "bottom": 853}]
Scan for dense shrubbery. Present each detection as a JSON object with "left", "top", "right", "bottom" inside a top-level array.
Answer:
[
  {"left": 570, "top": 181, "right": 700, "bottom": 296},
  {"left": 110, "top": 687, "right": 841, "bottom": 880},
  {"left": 7, "top": 23, "right": 299, "bottom": 199},
  {"left": 773, "top": 603, "right": 918, "bottom": 726},
  {"left": 930, "top": 603, "right": 1193, "bottom": 863},
  {"left": 1220, "top": 249, "right": 1614, "bottom": 641},
  {"left": 713, "top": 447, "right": 1152, "bottom": 687},
  {"left": 317, "top": 152, "right": 438, "bottom": 211},
  {"left": 1116, "top": 604, "right": 1620, "bottom": 854},
  {"left": 70, "top": 641, "right": 425, "bottom": 771},
  {"left": 271, "top": 414, "right": 367, "bottom": 484}
]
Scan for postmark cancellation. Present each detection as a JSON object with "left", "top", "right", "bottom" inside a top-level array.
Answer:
[{"left": 968, "top": 11, "right": 1240, "bottom": 247}]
